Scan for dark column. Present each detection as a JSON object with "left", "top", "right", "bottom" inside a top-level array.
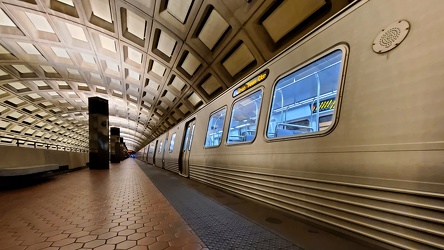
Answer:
[
  {"left": 88, "top": 97, "right": 109, "bottom": 169},
  {"left": 120, "top": 138, "right": 129, "bottom": 159},
  {"left": 119, "top": 137, "right": 125, "bottom": 160},
  {"left": 110, "top": 127, "right": 120, "bottom": 163}
]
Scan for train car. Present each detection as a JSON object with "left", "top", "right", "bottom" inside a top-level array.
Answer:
[
  {"left": 153, "top": 132, "right": 169, "bottom": 168},
  {"left": 143, "top": 0, "right": 444, "bottom": 248},
  {"left": 146, "top": 143, "right": 154, "bottom": 164},
  {"left": 137, "top": 146, "right": 147, "bottom": 161}
]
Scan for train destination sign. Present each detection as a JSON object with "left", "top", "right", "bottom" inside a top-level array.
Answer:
[{"left": 233, "top": 69, "right": 269, "bottom": 97}]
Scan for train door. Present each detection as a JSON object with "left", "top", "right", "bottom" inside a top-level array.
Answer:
[
  {"left": 179, "top": 119, "right": 196, "bottom": 177},
  {"left": 152, "top": 140, "right": 158, "bottom": 166},
  {"left": 161, "top": 134, "right": 168, "bottom": 169}
]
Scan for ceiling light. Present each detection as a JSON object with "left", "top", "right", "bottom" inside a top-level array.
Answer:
[
  {"left": 25, "top": 12, "right": 54, "bottom": 33},
  {"left": 0, "top": 9, "right": 16, "bottom": 27}
]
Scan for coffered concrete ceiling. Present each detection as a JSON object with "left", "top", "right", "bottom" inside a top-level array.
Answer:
[{"left": 0, "top": 0, "right": 351, "bottom": 151}]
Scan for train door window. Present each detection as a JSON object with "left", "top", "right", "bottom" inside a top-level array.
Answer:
[
  {"left": 267, "top": 48, "right": 346, "bottom": 138},
  {"left": 227, "top": 90, "right": 263, "bottom": 144},
  {"left": 164, "top": 138, "right": 168, "bottom": 152},
  {"left": 169, "top": 133, "right": 176, "bottom": 152},
  {"left": 158, "top": 141, "right": 163, "bottom": 153},
  {"left": 183, "top": 127, "right": 190, "bottom": 152},
  {"left": 205, "top": 107, "right": 227, "bottom": 148},
  {"left": 188, "top": 124, "right": 195, "bottom": 150}
]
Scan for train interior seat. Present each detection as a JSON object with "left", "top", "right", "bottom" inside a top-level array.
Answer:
[
  {"left": 275, "top": 128, "right": 303, "bottom": 137},
  {"left": 244, "top": 134, "right": 255, "bottom": 142}
]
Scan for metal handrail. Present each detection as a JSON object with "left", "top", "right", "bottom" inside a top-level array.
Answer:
[{"left": 275, "top": 122, "right": 314, "bottom": 130}]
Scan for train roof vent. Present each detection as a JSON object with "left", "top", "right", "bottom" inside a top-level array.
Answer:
[{"left": 372, "top": 20, "right": 410, "bottom": 54}]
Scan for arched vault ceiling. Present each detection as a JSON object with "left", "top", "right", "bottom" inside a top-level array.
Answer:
[{"left": 0, "top": 0, "right": 351, "bottom": 151}]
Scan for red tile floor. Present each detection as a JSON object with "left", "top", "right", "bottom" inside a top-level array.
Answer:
[{"left": 0, "top": 160, "right": 207, "bottom": 250}]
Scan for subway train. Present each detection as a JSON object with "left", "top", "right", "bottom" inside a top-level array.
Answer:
[{"left": 138, "top": 0, "right": 444, "bottom": 249}]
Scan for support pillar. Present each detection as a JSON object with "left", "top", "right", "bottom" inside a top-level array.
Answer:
[
  {"left": 119, "top": 137, "right": 124, "bottom": 160},
  {"left": 110, "top": 127, "right": 120, "bottom": 163},
  {"left": 88, "top": 97, "right": 109, "bottom": 169},
  {"left": 121, "top": 137, "right": 129, "bottom": 159}
]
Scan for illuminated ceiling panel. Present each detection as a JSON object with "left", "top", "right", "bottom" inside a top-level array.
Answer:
[
  {"left": 170, "top": 76, "right": 185, "bottom": 92},
  {"left": 198, "top": 10, "right": 229, "bottom": 50},
  {"left": 127, "top": 69, "right": 140, "bottom": 80},
  {"left": 8, "top": 82, "right": 27, "bottom": 90},
  {"left": 98, "top": 34, "right": 116, "bottom": 52},
  {"left": 157, "top": 31, "right": 176, "bottom": 57},
  {"left": 0, "top": 44, "right": 10, "bottom": 54},
  {"left": 201, "top": 75, "right": 220, "bottom": 95},
  {"left": 90, "top": 72, "right": 102, "bottom": 79},
  {"left": 164, "top": 91, "right": 175, "bottom": 102},
  {"left": 222, "top": 43, "right": 255, "bottom": 77},
  {"left": 90, "top": 0, "right": 112, "bottom": 23},
  {"left": 23, "top": 117, "right": 36, "bottom": 123},
  {"left": 8, "top": 111, "right": 24, "bottom": 120},
  {"left": 33, "top": 80, "right": 47, "bottom": 87},
  {"left": 151, "top": 61, "right": 165, "bottom": 77},
  {"left": 12, "top": 65, "right": 33, "bottom": 73},
  {"left": 167, "top": 0, "right": 193, "bottom": 24},
  {"left": 17, "top": 42, "right": 41, "bottom": 55},
  {"left": 57, "top": 0, "right": 74, "bottom": 7},
  {"left": 6, "top": 97, "right": 25, "bottom": 106},
  {"left": 67, "top": 68, "right": 80, "bottom": 75},
  {"left": 41, "top": 65, "right": 57, "bottom": 73},
  {"left": 66, "top": 23, "right": 88, "bottom": 42},
  {"left": 0, "top": 9, "right": 16, "bottom": 27},
  {"left": 23, "top": 105, "right": 37, "bottom": 112},
  {"left": 178, "top": 104, "right": 189, "bottom": 115},
  {"left": 181, "top": 52, "right": 200, "bottom": 76},
  {"left": 51, "top": 46, "right": 70, "bottom": 58},
  {"left": 146, "top": 79, "right": 159, "bottom": 92},
  {"left": 29, "top": 94, "right": 43, "bottom": 101},
  {"left": 106, "top": 61, "right": 119, "bottom": 72},
  {"left": 127, "top": 46, "right": 142, "bottom": 63},
  {"left": 25, "top": 12, "right": 54, "bottom": 33},
  {"left": 126, "top": 10, "right": 146, "bottom": 40},
  {"left": 188, "top": 92, "right": 201, "bottom": 107},
  {"left": 262, "top": 0, "right": 326, "bottom": 42},
  {"left": 0, "top": 120, "right": 10, "bottom": 129},
  {"left": 81, "top": 53, "right": 96, "bottom": 64}
]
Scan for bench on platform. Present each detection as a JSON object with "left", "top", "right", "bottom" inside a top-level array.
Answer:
[{"left": 0, "top": 164, "right": 60, "bottom": 177}]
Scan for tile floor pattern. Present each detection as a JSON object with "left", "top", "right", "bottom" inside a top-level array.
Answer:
[{"left": 0, "top": 160, "right": 207, "bottom": 250}]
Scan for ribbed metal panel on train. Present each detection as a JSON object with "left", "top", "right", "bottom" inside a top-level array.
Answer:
[{"left": 191, "top": 166, "right": 444, "bottom": 249}]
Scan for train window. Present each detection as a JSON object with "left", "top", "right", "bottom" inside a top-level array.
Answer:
[
  {"left": 169, "top": 133, "right": 176, "bottom": 152},
  {"left": 188, "top": 124, "right": 195, "bottom": 151},
  {"left": 267, "top": 49, "right": 345, "bottom": 138},
  {"left": 204, "top": 108, "right": 227, "bottom": 148},
  {"left": 227, "top": 90, "right": 263, "bottom": 144},
  {"left": 158, "top": 140, "right": 163, "bottom": 153},
  {"left": 183, "top": 127, "right": 190, "bottom": 152}
]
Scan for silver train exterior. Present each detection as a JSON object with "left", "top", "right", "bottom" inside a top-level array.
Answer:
[{"left": 138, "top": 0, "right": 444, "bottom": 249}]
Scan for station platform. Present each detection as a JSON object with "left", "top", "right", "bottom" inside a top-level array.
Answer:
[{"left": 0, "top": 159, "right": 378, "bottom": 250}]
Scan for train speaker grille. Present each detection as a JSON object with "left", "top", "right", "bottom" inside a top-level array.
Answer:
[{"left": 373, "top": 20, "right": 410, "bottom": 53}]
